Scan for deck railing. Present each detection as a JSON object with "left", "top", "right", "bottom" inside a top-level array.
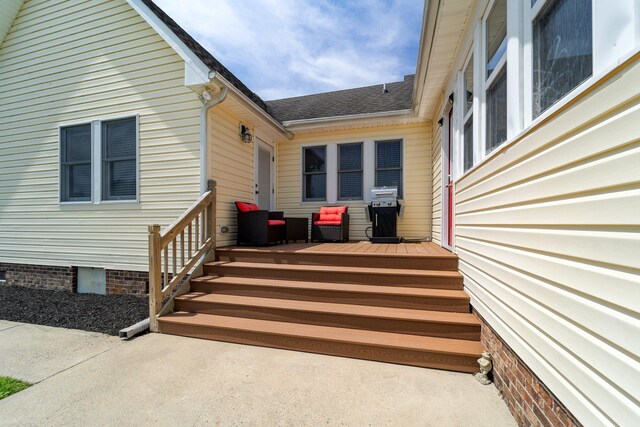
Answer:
[{"left": 148, "top": 179, "right": 217, "bottom": 331}]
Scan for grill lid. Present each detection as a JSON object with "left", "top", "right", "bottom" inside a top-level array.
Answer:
[{"left": 371, "top": 186, "right": 398, "bottom": 200}]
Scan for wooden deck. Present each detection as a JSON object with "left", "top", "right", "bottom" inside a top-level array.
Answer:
[
  {"left": 158, "top": 240, "right": 482, "bottom": 373},
  {"left": 219, "top": 241, "right": 454, "bottom": 257}
]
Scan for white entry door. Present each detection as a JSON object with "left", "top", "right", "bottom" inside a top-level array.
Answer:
[{"left": 255, "top": 139, "right": 274, "bottom": 210}]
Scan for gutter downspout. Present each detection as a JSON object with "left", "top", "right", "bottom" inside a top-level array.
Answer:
[{"left": 200, "top": 86, "right": 228, "bottom": 193}]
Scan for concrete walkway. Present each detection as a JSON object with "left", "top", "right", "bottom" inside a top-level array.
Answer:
[{"left": 0, "top": 321, "right": 515, "bottom": 426}]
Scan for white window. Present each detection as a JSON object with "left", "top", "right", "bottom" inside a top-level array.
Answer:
[
  {"left": 301, "top": 139, "right": 405, "bottom": 203},
  {"left": 531, "top": 0, "right": 593, "bottom": 118},
  {"left": 462, "top": 54, "right": 474, "bottom": 172},
  {"left": 375, "top": 140, "right": 403, "bottom": 198},
  {"left": 303, "top": 145, "right": 327, "bottom": 201},
  {"left": 338, "top": 143, "right": 363, "bottom": 201},
  {"left": 448, "top": 0, "right": 621, "bottom": 178},
  {"left": 484, "top": 0, "right": 508, "bottom": 153},
  {"left": 59, "top": 116, "right": 139, "bottom": 203}
]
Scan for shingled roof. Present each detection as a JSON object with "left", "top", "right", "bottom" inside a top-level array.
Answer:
[
  {"left": 265, "top": 75, "right": 415, "bottom": 123},
  {"left": 141, "top": 0, "right": 270, "bottom": 114}
]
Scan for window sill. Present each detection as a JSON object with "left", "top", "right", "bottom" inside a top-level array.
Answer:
[
  {"left": 456, "top": 45, "right": 640, "bottom": 183},
  {"left": 59, "top": 199, "right": 140, "bottom": 207}
]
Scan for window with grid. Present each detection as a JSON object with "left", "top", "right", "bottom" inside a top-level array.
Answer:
[
  {"left": 532, "top": 0, "right": 592, "bottom": 118},
  {"left": 60, "top": 124, "right": 92, "bottom": 202},
  {"left": 303, "top": 146, "right": 326, "bottom": 201},
  {"left": 375, "top": 140, "right": 403, "bottom": 198},
  {"left": 485, "top": 0, "right": 508, "bottom": 153},
  {"left": 102, "top": 117, "right": 137, "bottom": 201},
  {"left": 338, "top": 143, "right": 363, "bottom": 200}
]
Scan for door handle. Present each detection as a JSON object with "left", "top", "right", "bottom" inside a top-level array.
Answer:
[{"left": 255, "top": 191, "right": 260, "bottom": 194}]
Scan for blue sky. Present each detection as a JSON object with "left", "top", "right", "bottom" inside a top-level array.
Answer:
[{"left": 153, "top": 0, "right": 424, "bottom": 100}]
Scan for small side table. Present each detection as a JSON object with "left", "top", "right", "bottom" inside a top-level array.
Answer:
[{"left": 284, "top": 217, "right": 309, "bottom": 243}]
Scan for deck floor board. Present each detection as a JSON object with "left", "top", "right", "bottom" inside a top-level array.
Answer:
[{"left": 220, "top": 242, "right": 455, "bottom": 258}]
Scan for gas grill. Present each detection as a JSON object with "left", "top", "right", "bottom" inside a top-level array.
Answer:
[{"left": 366, "top": 186, "right": 402, "bottom": 243}]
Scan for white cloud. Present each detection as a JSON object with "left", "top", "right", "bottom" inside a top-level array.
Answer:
[{"left": 152, "top": 0, "right": 423, "bottom": 100}]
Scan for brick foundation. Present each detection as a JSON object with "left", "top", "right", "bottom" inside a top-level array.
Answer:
[
  {"left": 475, "top": 310, "right": 581, "bottom": 427},
  {"left": 0, "top": 262, "right": 147, "bottom": 297},
  {"left": 105, "top": 270, "right": 148, "bottom": 296},
  {"left": 0, "top": 262, "right": 76, "bottom": 292}
]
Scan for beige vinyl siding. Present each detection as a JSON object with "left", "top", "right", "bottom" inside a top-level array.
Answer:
[
  {"left": 454, "top": 55, "right": 640, "bottom": 425},
  {"left": 276, "top": 123, "right": 432, "bottom": 241},
  {"left": 431, "top": 115, "right": 443, "bottom": 245},
  {"left": 209, "top": 105, "right": 255, "bottom": 247},
  {"left": 0, "top": 0, "right": 202, "bottom": 271},
  {"left": 0, "top": 0, "right": 22, "bottom": 47}
]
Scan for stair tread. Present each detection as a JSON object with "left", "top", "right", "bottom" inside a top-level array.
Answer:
[
  {"left": 207, "top": 261, "right": 463, "bottom": 278},
  {"left": 176, "top": 293, "right": 479, "bottom": 325},
  {"left": 159, "top": 311, "right": 484, "bottom": 357},
  {"left": 191, "top": 275, "right": 469, "bottom": 299}
]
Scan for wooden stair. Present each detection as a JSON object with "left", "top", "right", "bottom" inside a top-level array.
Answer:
[{"left": 158, "top": 244, "right": 483, "bottom": 373}]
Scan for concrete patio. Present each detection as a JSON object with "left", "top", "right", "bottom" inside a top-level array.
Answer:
[{"left": 0, "top": 320, "right": 515, "bottom": 426}]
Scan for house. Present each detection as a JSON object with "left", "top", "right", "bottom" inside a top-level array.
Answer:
[{"left": 0, "top": 0, "right": 638, "bottom": 426}]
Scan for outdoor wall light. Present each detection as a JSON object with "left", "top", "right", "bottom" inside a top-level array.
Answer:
[{"left": 239, "top": 124, "right": 253, "bottom": 144}]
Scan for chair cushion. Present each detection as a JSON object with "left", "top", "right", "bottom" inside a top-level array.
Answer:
[
  {"left": 314, "top": 220, "right": 343, "bottom": 226},
  {"left": 267, "top": 220, "right": 285, "bottom": 226},
  {"left": 318, "top": 206, "right": 348, "bottom": 222},
  {"left": 236, "top": 201, "right": 259, "bottom": 212}
]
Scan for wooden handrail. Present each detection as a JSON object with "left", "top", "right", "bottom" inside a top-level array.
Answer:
[{"left": 148, "top": 179, "right": 217, "bottom": 331}]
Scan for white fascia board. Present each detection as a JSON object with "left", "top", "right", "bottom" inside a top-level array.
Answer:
[
  {"left": 126, "top": 0, "right": 211, "bottom": 86},
  {"left": 412, "top": 0, "right": 441, "bottom": 113},
  {"left": 282, "top": 110, "right": 421, "bottom": 132}
]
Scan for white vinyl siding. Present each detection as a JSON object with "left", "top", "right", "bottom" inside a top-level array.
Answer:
[
  {"left": 454, "top": 56, "right": 640, "bottom": 426},
  {"left": 0, "top": 0, "right": 202, "bottom": 271}
]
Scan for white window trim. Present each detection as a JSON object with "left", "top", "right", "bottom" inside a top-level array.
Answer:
[
  {"left": 300, "top": 138, "right": 405, "bottom": 205},
  {"left": 454, "top": 31, "right": 478, "bottom": 180},
  {"left": 301, "top": 144, "right": 328, "bottom": 203},
  {"left": 481, "top": 0, "right": 508, "bottom": 157},
  {"left": 59, "top": 114, "right": 140, "bottom": 205},
  {"left": 451, "top": 0, "right": 639, "bottom": 183}
]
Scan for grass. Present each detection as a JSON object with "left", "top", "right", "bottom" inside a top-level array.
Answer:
[{"left": 0, "top": 376, "right": 31, "bottom": 400}]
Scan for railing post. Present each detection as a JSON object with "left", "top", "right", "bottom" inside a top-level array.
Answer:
[
  {"left": 148, "top": 224, "right": 162, "bottom": 332},
  {"left": 206, "top": 179, "right": 217, "bottom": 262}
]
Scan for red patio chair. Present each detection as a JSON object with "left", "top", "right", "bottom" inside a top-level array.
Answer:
[
  {"left": 311, "top": 206, "right": 350, "bottom": 242},
  {"left": 235, "top": 201, "right": 285, "bottom": 246}
]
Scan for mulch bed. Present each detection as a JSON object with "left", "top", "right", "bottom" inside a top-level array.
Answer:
[{"left": 0, "top": 286, "right": 147, "bottom": 336}]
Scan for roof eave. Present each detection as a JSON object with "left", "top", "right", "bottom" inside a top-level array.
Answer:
[
  {"left": 213, "top": 73, "right": 293, "bottom": 139},
  {"left": 412, "top": 0, "right": 441, "bottom": 116},
  {"left": 282, "top": 109, "right": 427, "bottom": 134}
]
